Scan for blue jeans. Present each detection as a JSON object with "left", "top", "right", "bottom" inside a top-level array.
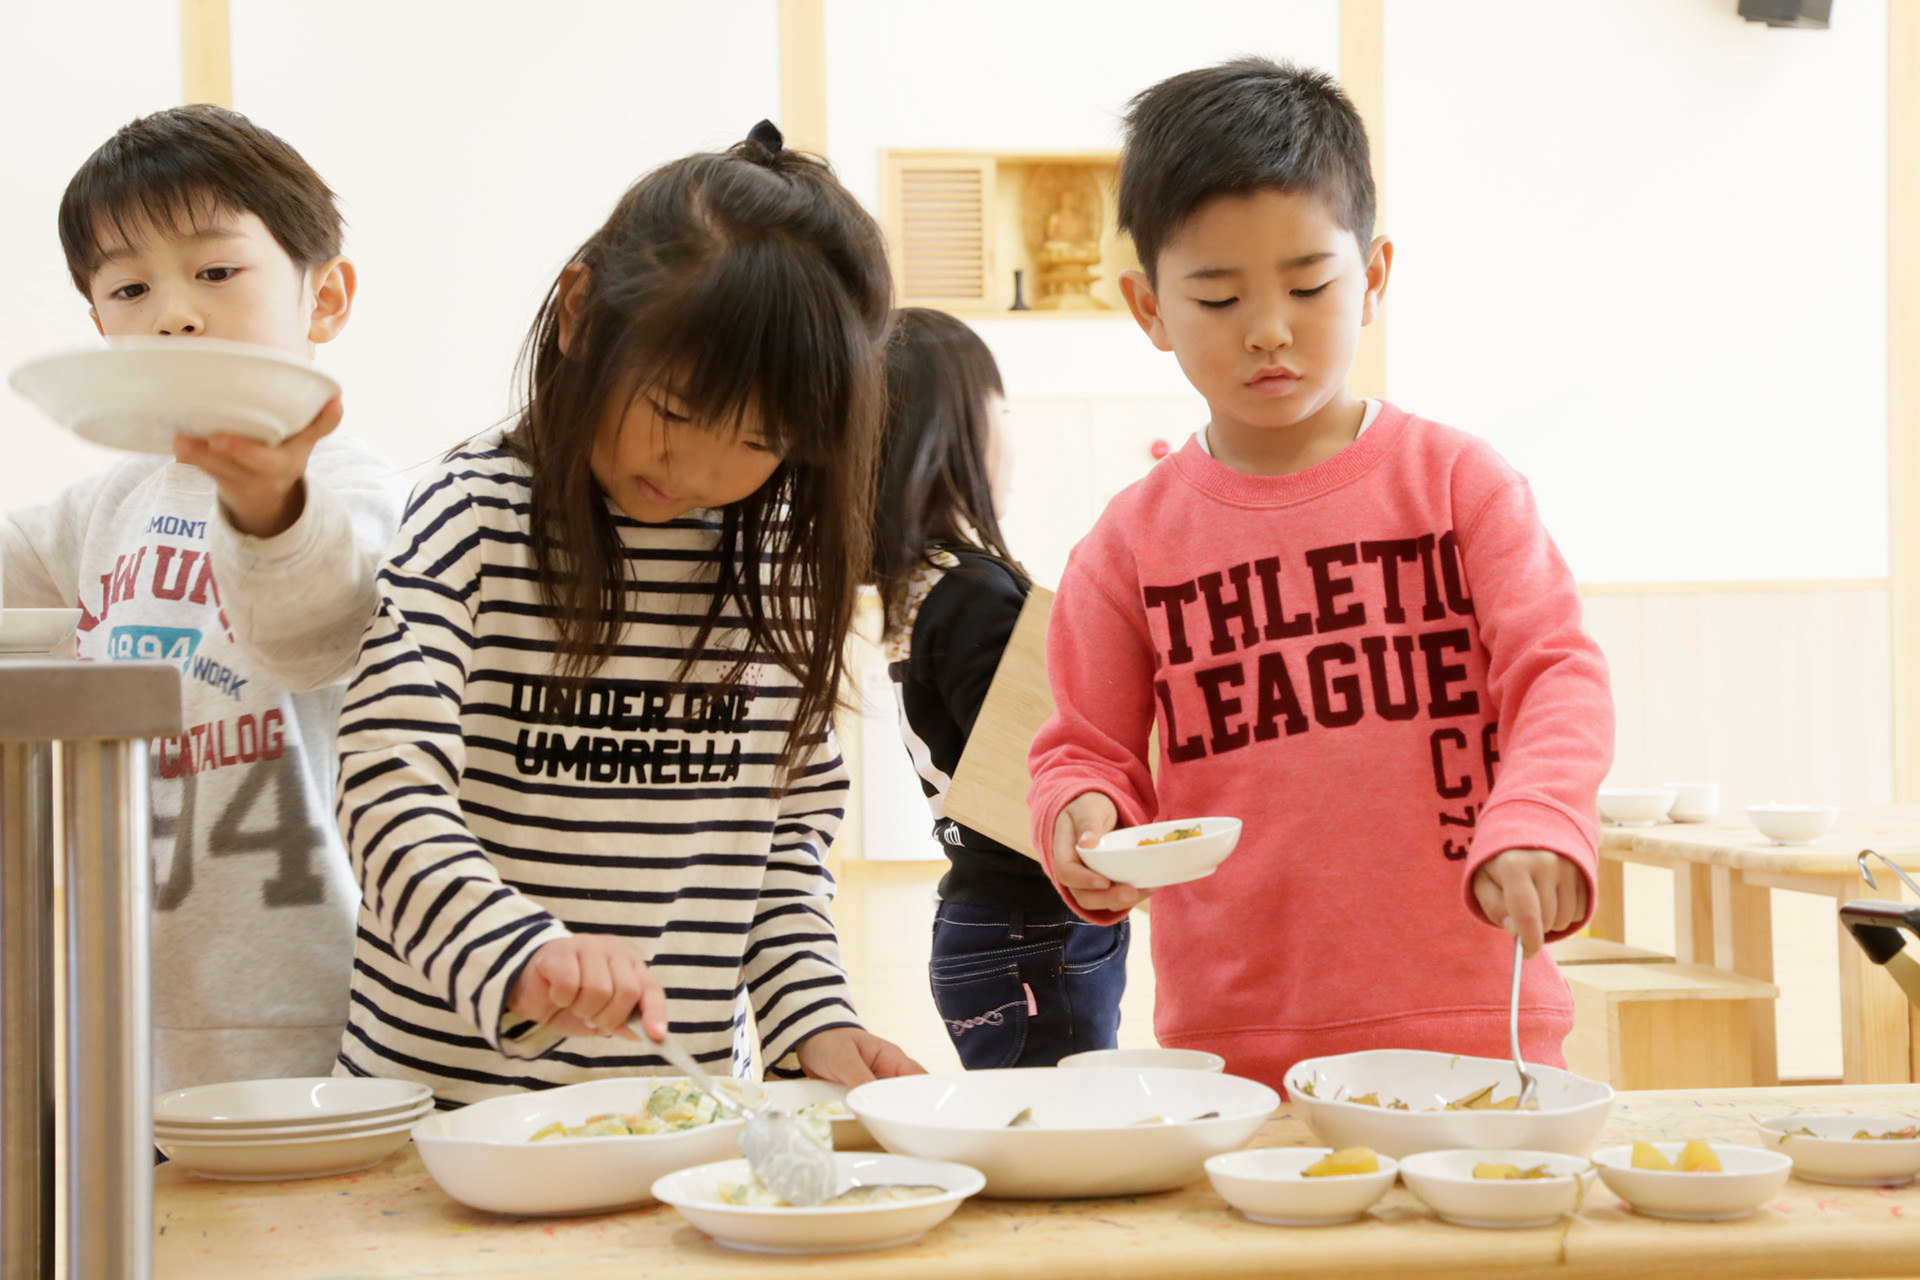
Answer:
[{"left": 927, "top": 900, "right": 1129, "bottom": 1069}]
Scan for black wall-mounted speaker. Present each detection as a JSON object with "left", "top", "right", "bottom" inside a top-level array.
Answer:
[{"left": 1738, "top": 0, "right": 1833, "bottom": 28}]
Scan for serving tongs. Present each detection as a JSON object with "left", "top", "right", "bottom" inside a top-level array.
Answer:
[{"left": 1841, "top": 851, "right": 1920, "bottom": 1011}]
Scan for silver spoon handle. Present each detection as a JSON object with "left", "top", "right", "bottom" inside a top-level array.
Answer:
[{"left": 626, "top": 1016, "right": 751, "bottom": 1121}]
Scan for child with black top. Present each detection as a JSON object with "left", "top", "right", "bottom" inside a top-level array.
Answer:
[{"left": 874, "top": 308, "right": 1129, "bottom": 1069}]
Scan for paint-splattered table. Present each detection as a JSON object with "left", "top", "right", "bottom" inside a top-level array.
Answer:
[{"left": 155, "top": 1084, "right": 1920, "bottom": 1279}]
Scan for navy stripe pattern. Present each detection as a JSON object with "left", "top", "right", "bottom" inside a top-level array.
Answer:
[{"left": 335, "top": 441, "right": 858, "bottom": 1103}]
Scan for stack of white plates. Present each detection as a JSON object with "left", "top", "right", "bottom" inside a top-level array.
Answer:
[{"left": 154, "top": 1077, "right": 433, "bottom": 1181}]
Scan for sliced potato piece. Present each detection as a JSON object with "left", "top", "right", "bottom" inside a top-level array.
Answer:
[
  {"left": 1303, "top": 1146, "right": 1380, "bottom": 1177},
  {"left": 1631, "top": 1141, "right": 1674, "bottom": 1171},
  {"left": 1677, "top": 1139, "right": 1722, "bottom": 1173}
]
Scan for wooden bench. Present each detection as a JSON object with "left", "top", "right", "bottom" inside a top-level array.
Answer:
[
  {"left": 1563, "top": 962, "right": 1780, "bottom": 1090},
  {"left": 1548, "top": 936, "right": 1673, "bottom": 966}
]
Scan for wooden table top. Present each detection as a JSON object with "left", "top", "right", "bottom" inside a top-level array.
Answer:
[
  {"left": 1601, "top": 807, "right": 1920, "bottom": 878},
  {"left": 155, "top": 1083, "right": 1920, "bottom": 1280}
]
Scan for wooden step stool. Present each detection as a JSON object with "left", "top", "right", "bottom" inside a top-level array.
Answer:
[
  {"left": 1548, "top": 936, "right": 1673, "bottom": 966},
  {"left": 1563, "top": 962, "right": 1779, "bottom": 1090}
]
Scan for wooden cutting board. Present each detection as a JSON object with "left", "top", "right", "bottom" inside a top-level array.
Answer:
[{"left": 942, "top": 585, "right": 1054, "bottom": 859}]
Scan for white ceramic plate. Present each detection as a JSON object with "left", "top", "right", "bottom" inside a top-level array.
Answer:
[
  {"left": 1082, "top": 817, "right": 1241, "bottom": 889},
  {"left": 0, "top": 609, "right": 82, "bottom": 655},
  {"left": 1397, "top": 1148, "right": 1595, "bottom": 1229},
  {"left": 1060, "top": 1048, "right": 1226, "bottom": 1073},
  {"left": 412, "top": 1076, "right": 751, "bottom": 1216},
  {"left": 157, "top": 1119, "right": 416, "bottom": 1181},
  {"left": 156, "top": 1101, "right": 434, "bottom": 1143},
  {"left": 847, "top": 1067, "right": 1278, "bottom": 1199},
  {"left": 1590, "top": 1142, "right": 1791, "bottom": 1221},
  {"left": 1204, "top": 1147, "right": 1399, "bottom": 1226},
  {"left": 154, "top": 1077, "right": 432, "bottom": 1129},
  {"left": 1596, "top": 788, "right": 1676, "bottom": 826},
  {"left": 652, "top": 1153, "right": 983, "bottom": 1254},
  {"left": 1757, "top": 1115, "right": 1920, "bottom": 1186},
  {"left": 1285, "top": 1050, "right": 1614, "bottom": 1159},
  {"left": 9, "top": 337, "right": 338, "bottom": 455}
]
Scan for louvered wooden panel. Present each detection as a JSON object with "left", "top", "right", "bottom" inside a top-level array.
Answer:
[{"left": 883, "top": 153, "right": 994, "bottom": 310}]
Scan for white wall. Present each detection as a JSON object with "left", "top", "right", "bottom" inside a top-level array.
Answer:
[
  {"left": 1383, "top": 0, "right": 1889, "bottom": 585},
  {"left": 0, "top": 0, "right": 181, "bottom": 514}
]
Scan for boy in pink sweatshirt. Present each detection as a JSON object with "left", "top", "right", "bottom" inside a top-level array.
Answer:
[{"left": 1026, "top": 58, "right": 1613, "bottom": 1091}]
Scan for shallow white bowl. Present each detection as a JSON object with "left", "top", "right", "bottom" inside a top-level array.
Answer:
[
  {"left": 651, "top": 1153, "right": 983, "bottom": 1255},
  {"left": 1285, "top": 1050, "right": 1614, "bottom": 1160},
  {"left": 9, "top": 337, "right": 339, "bottom": 455},
  {"left": 1591, "top": 1142, "right": 1791, "bottom": 1221},
  {"left": 412, "top": 1076, "right": 748, "bottom": 1216},
  {"left": 158, "top": 1120, "right": 415, "bottom": 1181},
  {"left": 1596, "top": 788, "right": 1676, "bottom": 826},
  {"left": 1398, "top": 1148, "right": 1595, "bottom": 1229},
  {"left": 847, "top": 1067, "right": 1279, "bottom": 1199},
  {"left": 155, "top": 1077, "right": 431, "bottom": 1129},
  {"left": 0, "top": 609, "right": 82, "bottom": 655},
  {"left": 1746, "top": 804, "right": 1839, "bottom": 846},
  {"left": 155, "top": 1101, "right": 433, "bottom": 1143},
  {"left": 1663, "top": 781, "right": 1720, "bottom": 823},
  {"left": 1060, "top": 1048, "right": 1226, "bottom": 1073},
  {"left": 1082, "top": 817, "right": 1241, "bottom": 890},
  {"left": 1758, "top": 1115, "right": 1920, "bottom": 1186},
  {"left": 1204, "top": 1147, "right": 1399, "bottom": 1226}
]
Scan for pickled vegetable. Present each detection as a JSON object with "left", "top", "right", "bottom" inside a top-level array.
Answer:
[
  {"left": 1472, "top": 1162, "right": 1555, "bottom": 1180},
  {"left": 1676, "top": 1139, "right": 1722, "bottom": 1173},
  {"left": 1630, "top": 1141, "right": 1674, "bottom": 1171},
  {"left": 1303, "top": 1147, "right": 1380, "bottom": 1177}
]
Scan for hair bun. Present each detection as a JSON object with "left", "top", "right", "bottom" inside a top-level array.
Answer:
[{"left": 745, "top": 119, "right": 785, "bottom": 154}]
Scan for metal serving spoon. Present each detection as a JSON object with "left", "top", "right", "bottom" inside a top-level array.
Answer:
[
  {"left": 629, "top": 1017, "right": 837, "bottom": 1207},
  {"left": 1509, "top": 934, "right": 1539, "bottom": 1111}
]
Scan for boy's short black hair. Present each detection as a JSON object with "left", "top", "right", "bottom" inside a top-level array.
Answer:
[
  {"left": 1119, "top": 57, "right": 1375, "bottom": 283},
  {"left": 58, "top": 104, "right": 342, "bottom": 295}
]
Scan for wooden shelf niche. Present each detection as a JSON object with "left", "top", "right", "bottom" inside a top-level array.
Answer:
[{"left": 881, "top": 150, "right": 1139, "bottom": 318}]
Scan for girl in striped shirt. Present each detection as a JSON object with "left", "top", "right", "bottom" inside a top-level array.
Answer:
[{"left": 333, "top": 122, "right": 924, "bottom": 1104}]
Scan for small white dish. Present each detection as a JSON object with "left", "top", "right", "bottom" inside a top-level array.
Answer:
[
  {"left": 1082, "top": 817, "right": 1241, "bottom": 890},
  {"left": 1757, "top": 1115, "right": 1920, "bottom": 1186},
  {"left": 1590, "top": 1142, "right": 1791, "bottom": 1221},
  {"left": 155, "top": 1100, "right": 433, "bottom": 1142},
  {"left": 1285, "top": 1050, "right": 1614, "bottom": 1160},
  {"left": 1060, "top": 1048, "right": 1226, "bottom": 1073},
  {"left": 9, "top": 337, "right": 338, "bottom": 455},
  {"left": 1397, "top": 1148, "right": 1594, "bottom": 1229},
  {"left": 651, "top": 1153, "right": 983, "bottom": 1255},
  {"left": 154, "top": 1077, "right": 431, "bottom": 1129},
  {"left": 847, "top": 1066, "right": 1279, "bottom": 1199},
  {"left": 1746, "top": 804, "right": 1839, "bottom": 846},
  {"left": 1663, "top": 782, "right": 1720, "bottom": 823},
  {"left": 412, "top": 1076, "right": 748, "bottom": 1216},
  {"left": 1204, "top": 1147, "right": 1398, "bottom": 1226},
  {"left": 157, "top": 1119, "right": 416, "bottom": 1181},
  {"left": 1596, "top": 788, "right": 1676, "bottom": 827},
  {"left": 0, "top": 609, "right": 82, "bottom": 655}
]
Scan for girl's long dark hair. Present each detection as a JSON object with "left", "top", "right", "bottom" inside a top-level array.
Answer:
[
  {"left": 504, "top": 132, "right": 891, "bottom": 782},
  {"left": 872, "top": 308, "right": 1028, "bottom": 636}
]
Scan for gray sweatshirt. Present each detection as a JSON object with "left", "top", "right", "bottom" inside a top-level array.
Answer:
[{"left": 1, "top": 435, "right": 402, "bottom": 1091}]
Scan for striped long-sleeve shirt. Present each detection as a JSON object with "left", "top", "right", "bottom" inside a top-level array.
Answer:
[{"left": 333, "top": 439, "right": 860, "bottom": 1105}]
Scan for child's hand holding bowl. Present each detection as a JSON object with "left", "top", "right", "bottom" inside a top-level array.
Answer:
[{"left": 1050, "top": 791, "right": 1153, "bottom": 913}]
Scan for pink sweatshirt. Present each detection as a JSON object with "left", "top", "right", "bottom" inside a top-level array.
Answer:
[{"left": 1027, "top": 405, "right": 1613, "bottom": 1091}]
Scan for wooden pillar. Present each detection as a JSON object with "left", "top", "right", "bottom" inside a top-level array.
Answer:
[
  {"left": 179, "top": 0, "right": 232, "bottom": 108},
  {"left": 1891, "top": 0, "right": 1920, "bottom": 800},
  {"left": 1341, "top": 0, "right": 1387, "bottom": 401}
]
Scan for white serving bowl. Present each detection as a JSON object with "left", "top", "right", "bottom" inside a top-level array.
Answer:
[
  {"left": 9, "top": 337, "right": 339, "bottom": 455},
  {"left": 157, "top": 1119, "right": 416, "bottom": 1181},
  {"left": 1398, "top": 1149, "right": 1595, "bottom": 1229},
  {"left": 651, "top": 1153, "right": 983, "bottom": 1255},
  {"left": 1663, "top": 781, "right": 1720, "bottom": 823},
  {"left": 1060, "top": 1048, "right": 1226, "bottom": 1073},
  {"left": 0, "top": 609, "right": 82, "bottom": 655},
  {"left": 412, "top": 1076, "right": 748, "bottom": 1216},
  {"left": 1591, "top": 1142, "right": 1792, "bottom": 1221},
  {"left": 1082, "top": 817, "right": 1241, "bottom": 890},
  {"left": 1285, "top": 1050, "right": 1613, "bottom": 1160},
  {"left": 1746, "top": 804, "right": 1839, "bottom": 846},
  {"left": 155, "top": 1100, "right": 433, "bottom": 1143},
  {"left": 1204, "top": 1146, "right": 1399, "bottom": 1226},
  {"left": 1758, "top": 1115, "right": 1920, "bottom": 1186},
  {"left": 155, "top": 1076, "right": 432, "bottom": 1129},
  {"left": 1596, "top": 788, "right": 1676, "bottom": 826},
  {"left": 847, "top": 1067, "right": 1279, "bottom": 1199}
]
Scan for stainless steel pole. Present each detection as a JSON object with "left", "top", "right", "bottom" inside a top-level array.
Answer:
[
  {"left": 1, "top": 741, "right": 56, "bottom": 1280},
  {"left": 64, "top": 738, "right": 153, "bottom": 1280}
]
